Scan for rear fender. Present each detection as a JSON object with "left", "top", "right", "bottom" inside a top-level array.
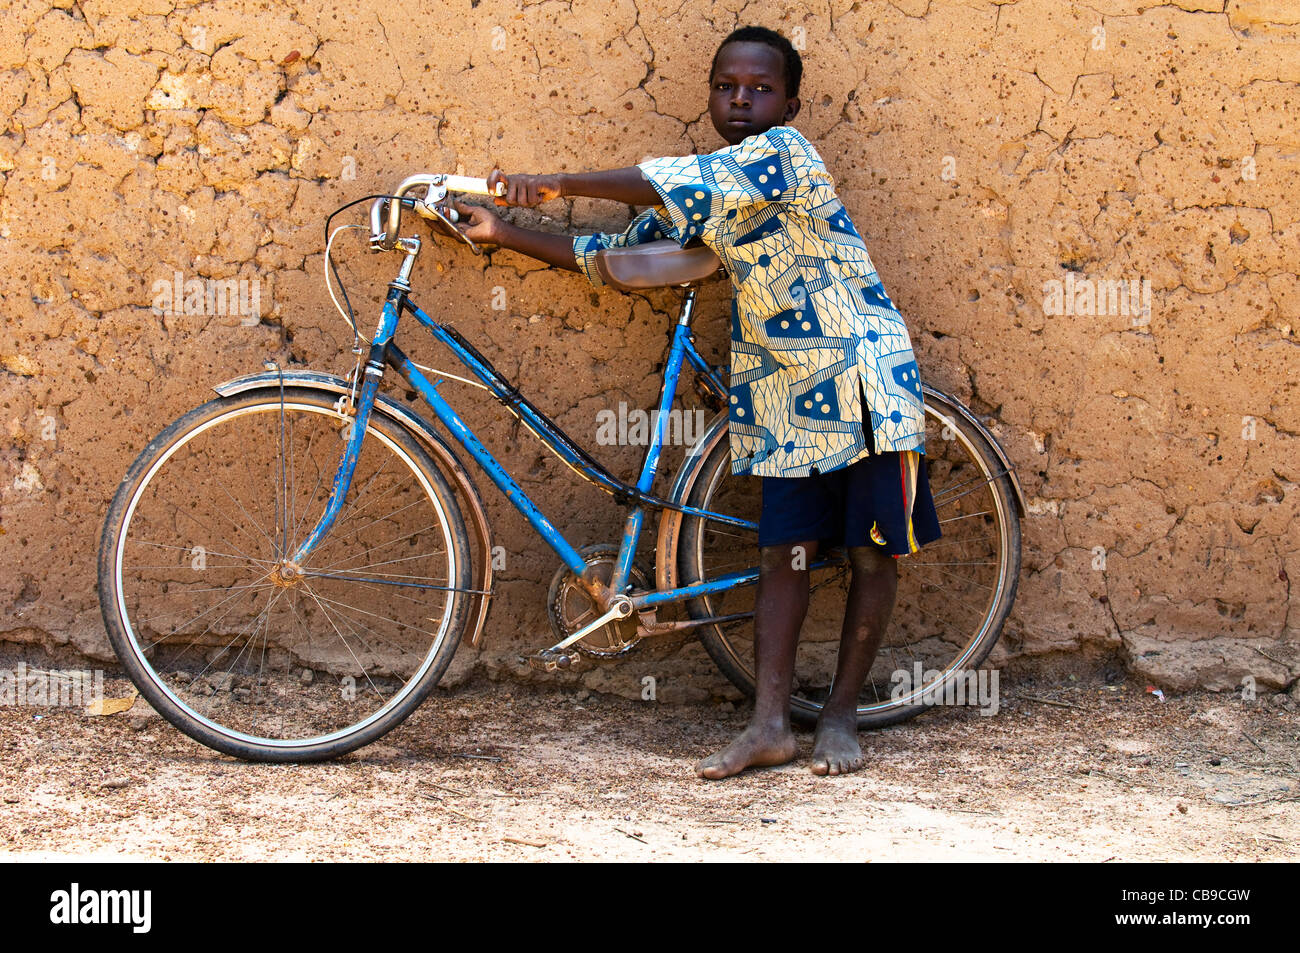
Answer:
[
  {"left": 921, "top": 384, "right": 1026, "bottom": 518},
  {"left": 654, "top": 410, "right": 728, "bottom": 594}
]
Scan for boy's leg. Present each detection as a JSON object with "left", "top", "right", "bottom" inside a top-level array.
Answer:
[
  {"left": 696, "top": 539, "right": 817, "bottom": 780},
  {"left": 811, "top": 546, "right": 898, "bottom": 775}
]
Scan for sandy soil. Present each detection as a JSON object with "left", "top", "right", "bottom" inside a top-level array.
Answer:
[{"left": 1, "top": 668, "right": 1296, "bottom": 862}]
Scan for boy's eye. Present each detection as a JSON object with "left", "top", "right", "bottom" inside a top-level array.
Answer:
[{"left": 714, "top": 82, "right": 774, "bottom": 92}]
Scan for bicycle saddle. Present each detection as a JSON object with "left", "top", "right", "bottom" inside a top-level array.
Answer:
[{"left": 594, "top": 239, "right": 723, "bottom": 291}]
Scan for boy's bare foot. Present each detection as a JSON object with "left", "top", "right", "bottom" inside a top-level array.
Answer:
[
  {"left": 697, "top": 725, "right": 797, "bottom": 780},
  {"left": 811, "top": 716, "right": 864, "bottom": 775}
]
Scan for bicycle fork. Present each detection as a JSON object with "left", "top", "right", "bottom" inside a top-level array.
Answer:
[{"left": 278, "top": 246, "right": 420, "bottom": 579}]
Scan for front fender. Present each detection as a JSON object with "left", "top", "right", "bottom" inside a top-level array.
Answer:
[{"left": 213, "top": 370, "right": 497, "bottom": 648}]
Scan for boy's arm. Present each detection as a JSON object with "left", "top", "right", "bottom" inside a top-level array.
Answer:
[
  {"left": 438, "top": 197, "right": 664, "bottom": 280},
  {"left": 495, "top": 221, "right": 582, "bottom": 273},
  {"left": 479, "top": 167, "right": 663, "bottom": 270},
  {"left": 559, "top": 168, "right": 661, "bottom": 207},
  {"left": 436, "top": 200, "right": 581, "bottom": 271}
]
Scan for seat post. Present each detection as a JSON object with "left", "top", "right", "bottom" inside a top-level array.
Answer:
[{"left": 676, "top": 286, "right": 698, "bottom": 327}]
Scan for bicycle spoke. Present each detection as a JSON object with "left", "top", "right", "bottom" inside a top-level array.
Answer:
[
  {"left": 196, "top": 587, "right": 287, "bottom": 684},
  {"left": 125, "top": 538, "right": 277, "bottom": 567},
  {"left": 310, "top": 541, "right": 451, "bottom": 579},
  {"left": 312, "top": 521, "right": 447, "bottom": 574},
  {"left": 934, "top": 475, "right": 1011, "bottom": 509},
  {"left": 136, "top": 570, "right": 278, "bottom": 648},
  {"left": 140, "top": 496, "right": 274, "bottom": 569},
  {"left": 306, "top": 573, "right": 459, "bottom": 604},
  {"left": 287, "top": 425, "right": 331, "bottom": 549},
  {"left": 299, "top": 582, "right": 385, "bottom": 703},
  {"left": 937, "top": 511, "right": 994, "bottom": 525}
]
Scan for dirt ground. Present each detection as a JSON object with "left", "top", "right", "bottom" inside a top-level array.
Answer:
[{"left": 1, "top": 667, "right": 1296, "bottom": 862}]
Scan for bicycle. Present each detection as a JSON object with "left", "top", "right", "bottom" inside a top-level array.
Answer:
[{"left": 98, "top": 172, "right": 1025, "bottom": 762}]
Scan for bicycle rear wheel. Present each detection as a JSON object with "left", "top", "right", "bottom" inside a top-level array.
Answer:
[
  {"left": 98, "top": 389, "right": 471, "bottom": 761},
  {"left": 677, "top": 393, "right": 1020, "bottom": 728}
]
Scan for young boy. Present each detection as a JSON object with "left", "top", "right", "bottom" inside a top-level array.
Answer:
[{"left": 437, "top": 25, "right": 941, "bottom": 778}]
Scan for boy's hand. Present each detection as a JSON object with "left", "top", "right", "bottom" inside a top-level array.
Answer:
[
  {"left": 430, "top": 200, "right": 505, "bottom": 246},
  {"left": 487, "top": 169, "right": 564, "bottom": 207}
]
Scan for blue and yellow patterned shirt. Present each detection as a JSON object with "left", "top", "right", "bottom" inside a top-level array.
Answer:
[{"left": 572, "top": 125, "right": 927, "bottom": 478}]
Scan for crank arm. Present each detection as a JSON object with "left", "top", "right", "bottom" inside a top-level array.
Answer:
[
  {"left": 548, "top": 599, "right": 630, "bottom": 653},
  {"left": 526, "top": 595, "right": 635, "bottom": 673}
]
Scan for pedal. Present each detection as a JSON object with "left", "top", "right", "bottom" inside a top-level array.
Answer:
[{"left": 527, "top": 650, "right": 574, "bottom": 673}]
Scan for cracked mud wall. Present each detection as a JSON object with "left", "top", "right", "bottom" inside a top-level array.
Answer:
[{"left": 0, "top": 0, "right": 1297, "bottom": 699}]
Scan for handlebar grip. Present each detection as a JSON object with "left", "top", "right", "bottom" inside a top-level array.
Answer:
[{"left": 439, "top": 174, "right": 507, "bottom": 198}]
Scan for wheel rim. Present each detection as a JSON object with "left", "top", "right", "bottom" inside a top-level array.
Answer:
[
  {"left": 689, "top": 400, "right": 1015, "bottom": 719},
  {"left": 110, "top": 399, "right": 459, "bottom": 750}
]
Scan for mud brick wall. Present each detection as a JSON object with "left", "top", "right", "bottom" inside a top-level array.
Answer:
[{"left": 1, "top": 0, "right": 1297, "bottom": 699}]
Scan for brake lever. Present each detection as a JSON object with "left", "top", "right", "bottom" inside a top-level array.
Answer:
[{"left": 418, "top": 200, "right": 484, "bottom": 256}]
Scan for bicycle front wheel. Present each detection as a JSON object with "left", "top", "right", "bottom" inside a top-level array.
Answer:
[
  {"left": 677, "top": 394, "right": 1021, "bottom": 728},
  {"left": 98, "top": 388, "right": 471, "bottom": 761}
]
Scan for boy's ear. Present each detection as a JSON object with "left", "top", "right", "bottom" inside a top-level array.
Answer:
[{"left": 784, "top": 97, "right": 801, "bottom": 122}]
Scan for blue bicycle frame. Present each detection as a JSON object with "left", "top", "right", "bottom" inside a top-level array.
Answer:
[{"left": 289, "top": 239, "right": 838, "bottom": 624}]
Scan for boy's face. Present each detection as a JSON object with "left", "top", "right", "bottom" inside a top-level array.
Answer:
[{"left": 709, "top": 41, "right": 800, "bottom": 145}]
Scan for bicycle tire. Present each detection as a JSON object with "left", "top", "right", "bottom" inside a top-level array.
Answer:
[
  {"left": 98, "top": 388, "right": 472, "bottom": 762},
  {"left": 677, "top": 393, "right": 1021, "bottom": 728}
]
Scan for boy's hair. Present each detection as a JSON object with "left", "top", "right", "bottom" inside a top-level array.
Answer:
[{"left": 709, "top": 26, "right": 802, "bottom": 99}]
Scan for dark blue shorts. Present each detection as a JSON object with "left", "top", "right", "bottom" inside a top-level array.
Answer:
[{"left": 757, "top": 397, "right": 941, "bottom": 556}]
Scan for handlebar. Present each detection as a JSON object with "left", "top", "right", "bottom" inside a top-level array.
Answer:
[{"left": 369, "top": 174, "right": 506, "bottom": 253}]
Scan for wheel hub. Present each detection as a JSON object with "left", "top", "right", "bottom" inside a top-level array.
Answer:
[{"left": 270, "top": 560, "right": 303, "bottom": 588}]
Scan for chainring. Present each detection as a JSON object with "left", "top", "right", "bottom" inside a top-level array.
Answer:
[{"left": 546, "top": 544, "right": 654, "bottom": 658}]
